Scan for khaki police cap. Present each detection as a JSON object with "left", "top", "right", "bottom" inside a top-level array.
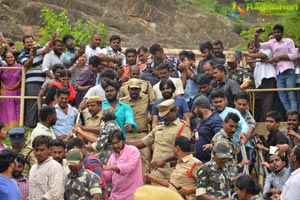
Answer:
[
  {"left": 128, "top": 78, "right": 141, "bottom": 89},
  {"left": 156, "top": 99, "right": 175, "bottom": 117},
  {"left": 86, "top": 96, "right": 102, "bottom": 104}
]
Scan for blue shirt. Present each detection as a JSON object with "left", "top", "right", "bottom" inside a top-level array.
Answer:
[
  {"left": 218, "top": 107, "right": 250, "bottom": 147},
  {"left": 53, "top": 104, "right": 78, "bottom": 136},
  {"left": 102, "top": 100, "right": 137, "bottom": 137},
  {"left": 184, "top": 79, "right": 199, "bottom": 103},
  {"left": 195, "top": 112, "right": 223, "bottom": 162},
  {"left": 152, "top": 96, "right": 189, "bottom": 122},
  {"left": 0, "top": 175, "right": 21, "bottom": 199}
]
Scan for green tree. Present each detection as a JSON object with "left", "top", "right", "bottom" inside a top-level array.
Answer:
[{"left": 38, "top": 7, "right": 107, "bottom": 46}]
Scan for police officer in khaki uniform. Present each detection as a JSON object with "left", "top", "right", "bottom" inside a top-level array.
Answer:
[
  {"left": 119, "top": 65, "right": 156, "bottom": 102},
  {"left": 127, "top": 99, "right": 191, "bottom": 180},
  {"left": 196, "top": 140, "right": 237, "bottom": 200},
  {"left": 77, "top": 96, "right": 103, "bottom": 142},
  {"left": 144, "top": 136, "right": 201, "bottom": 200},
  {"left": 8, "top": 127, "right": 36, "bottom": 179},
  {"left": 120, "top": 78, "right": 153, "bottom": 174}
]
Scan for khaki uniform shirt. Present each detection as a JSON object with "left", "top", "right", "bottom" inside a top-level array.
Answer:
[
  {"left": 119, "top": 79, "right": 156, "bottom": 102},
  {"left": 169, "top": 154, "right": 202, "bottom": 200},
  {"left": 142, "top": 118, "right": 191, "bottom": 161},
  {"left": 20, "top": 143, "right": 36, "bottom": 179},
  {"left": 85, "top": 110, "right": 103, "bottom": 137},
  {"left": 120, "top": 94, "right": 152, "bottom": 132}
]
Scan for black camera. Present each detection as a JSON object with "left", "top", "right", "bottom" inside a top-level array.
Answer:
[
  {"left": 32, "top": 47, "right": 37, "bottom": 57},
  {"left": 257, "top": 28, "right": 265, "bottom": 33}
]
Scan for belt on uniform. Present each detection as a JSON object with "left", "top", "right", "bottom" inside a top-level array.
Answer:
[{"left": 129, "top": 130, "right": 148, "bottom": 134}]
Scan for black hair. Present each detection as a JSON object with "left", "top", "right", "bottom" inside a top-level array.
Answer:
[
  {"left": 234, "top": 91, "right": 249, "bottom": 102},
  {"left": 60, "top": 69, "right": 72, "bottom": 78},
  {"left": 0, "top": 122, "right": 4, "bottom": 130},
  {"left": 286, "top": 110, "right": 300, "bottom": 120},
  {"left": 266, "top": 111, "right": 281, "bottom": 122},
  {"left": 235, "top": 175, "right": 260, "bottom": 195},
  {"left": 204, "top": 60, "right": 214, "bottom": 68},
  {"left": 56, "top": 87, "right": 70, "bottom": 97},
  {"left": 188, "top": 51, "right": 196, "bottom": 61},
  {"left": 293, "top": 145, "right": 300, "bottom": 162},
  {"left": 108, "top": 129, "right": 125, "bottom": 143},
  {"left": 53, "top": 39, "right": 63, "bottom": 46},
  {"left": 267, "top": 153, "right": 288, "bottom": 167},
  {"left": 32, "top": 135, "right": 52, "bottom": 149},
  {"left": 62, "top": 34, "right": 74, "bottom": 44},
  {"left": 175, "top": 136, "right": 191, "bottom": 152},
  {"left": 52, "top": 63, "right": 64, "bottom": 73},
  {"left": 0, "top": 149, "right": 18, "bottom": 173},
  {"left": 200, "top": 41, "right": 213, "bottom": 52},
  {"left": 213, "top": 64, "right": 227, "bottom": 75},
  {"left": 210, "top": 91, "right": 226, "bottom": 100},
  {"left": 22, "top": 35, "right": 33, "bottom": 43},
  {"left": 101, "top": 68, "right": 116, "bottom": 80},
  {"left": 247, "top": 40, "right": 255, "bottom": 49},
  {"left": 149, "top": 43, "right": 163, "bottom": 54},
  {"left": 273, "top": 24, "right": 284, "bottom": 33},
  {"left": 50, "top": 139, "right": 66, "bottom": 149},
  {"left": 109, "top": 35, "right": 121, "bottom": 43},
  {"left": 66, "top": 138, "right": 85, "bottom": 151},
  {"left": 137, "top": 46, "right": 148, "bottom": 54},
  {"left": 39, "top": 106, "right": 56, "bottom": 122},
  {"left": 159, "top": 79, "right": 176, "bottom": 93},
  {"left": 16, "top": 154, "right": 26, "bottom": 166},
  {"left": 179, "top": 50, "right": 189, "bottom": 59},
  {"left": 213, "top": 40, "right": 224, "bottom": 48},
  {"left": 153, "top": 59, "right": 164, "bottom": 69},
  {"left": 157, "top": 63, "right": 170, "bottom": 71},
  {"left": 103, "top": 80, "right": 120, "bottom": 91},
  {"left": 224, "top": 112, "right": 240, "bottom": 123},
  {"left": 89, "top": 55, "right": 101, "bottom": 67},
  {"left": 197, "top": 74, "right": 211, "bottom": 86},
  {"left": 125, "top": 48, "right": 137, "bottom": 56}
]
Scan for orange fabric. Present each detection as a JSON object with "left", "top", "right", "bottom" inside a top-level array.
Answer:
[
  {"left": 122, "top": 63, "right": 145, "bottom": 77},
  {"left": 51, "top": 82, "right": 76, "bottom": 102}
]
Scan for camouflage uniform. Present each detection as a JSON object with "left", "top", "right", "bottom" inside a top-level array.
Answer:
[
  {"left": 65, "top": 168, "right": 102, "bottom": 200},
  {"left": 92, "top": 120, "right": 121, "bottom": 165},
  {"left": 227, "top": 66, "right": 249, "bottom": 85},
  {"left": 211, "top": 129, "right": 237, "bottom": 164},
  {"left": 196, "top": 159, "right": 237, "bottom": 199}
]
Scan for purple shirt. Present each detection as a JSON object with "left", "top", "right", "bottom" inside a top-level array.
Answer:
[
  {"left": 104, "top": 144, "right": 143, "bottom": 200},
  {"left": 260, "top": 38, "right": 298, "bottom": 74}
]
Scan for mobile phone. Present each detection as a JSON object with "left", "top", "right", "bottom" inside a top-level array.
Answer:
[{"left": 32, "top": 47, "right": 37, "bottom": 57}]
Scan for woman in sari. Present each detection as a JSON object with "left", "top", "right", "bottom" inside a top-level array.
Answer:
[{"left": 0, "top": 51, "right": 22, "bottom": 127}]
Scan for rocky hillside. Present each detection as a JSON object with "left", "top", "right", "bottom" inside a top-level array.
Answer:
[{"left": 0, "top": 0, "right": 247, "bottom": 49}]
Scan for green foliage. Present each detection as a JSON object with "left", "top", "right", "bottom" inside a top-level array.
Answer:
[
  {"left": 38, "top": 7, "right": 107, "bottom": 46},
  {"left": 3, "top": 126, "right": 32, "bottom": 147}
]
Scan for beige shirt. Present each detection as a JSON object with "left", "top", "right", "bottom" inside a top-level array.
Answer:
[
  {"left": 120, "top": 94, "right": 152, "bottom": 132},
  {"left": 85, "top": 110, "right": 103, "bottom": 137},
  {"left": 30, "top": 123, "right": 56, "bottom": 145},
  {"left": 142, "top": 118, "right": 191, "bottom": 161},
  {"left": 169, "top": 154, "right": 202, "bottom": 200}
]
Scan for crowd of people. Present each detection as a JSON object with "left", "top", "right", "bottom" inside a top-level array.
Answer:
[{"left": 0, "top": 23, "right": 300, "bottom": 200}]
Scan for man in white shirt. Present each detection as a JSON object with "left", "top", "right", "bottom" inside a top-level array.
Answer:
[
  {"left": 29, "top": 135, "right": 64, "bottom": 200},
  {"left": 153, "top": 62, "right": 184, "bottom": 99}
]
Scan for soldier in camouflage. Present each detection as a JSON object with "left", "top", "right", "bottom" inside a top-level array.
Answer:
[
  {"left": 196, "top": 140, "right": 237, "bottom": 200},
  {"left": 65, "top": 148, "right": 102, "bottom": 200},
  {"left": 226, "top": 52, "right": 249, "bottom": 86},
  {"left": 91, "top": 107, "right": 121, "bottom": 165}
]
